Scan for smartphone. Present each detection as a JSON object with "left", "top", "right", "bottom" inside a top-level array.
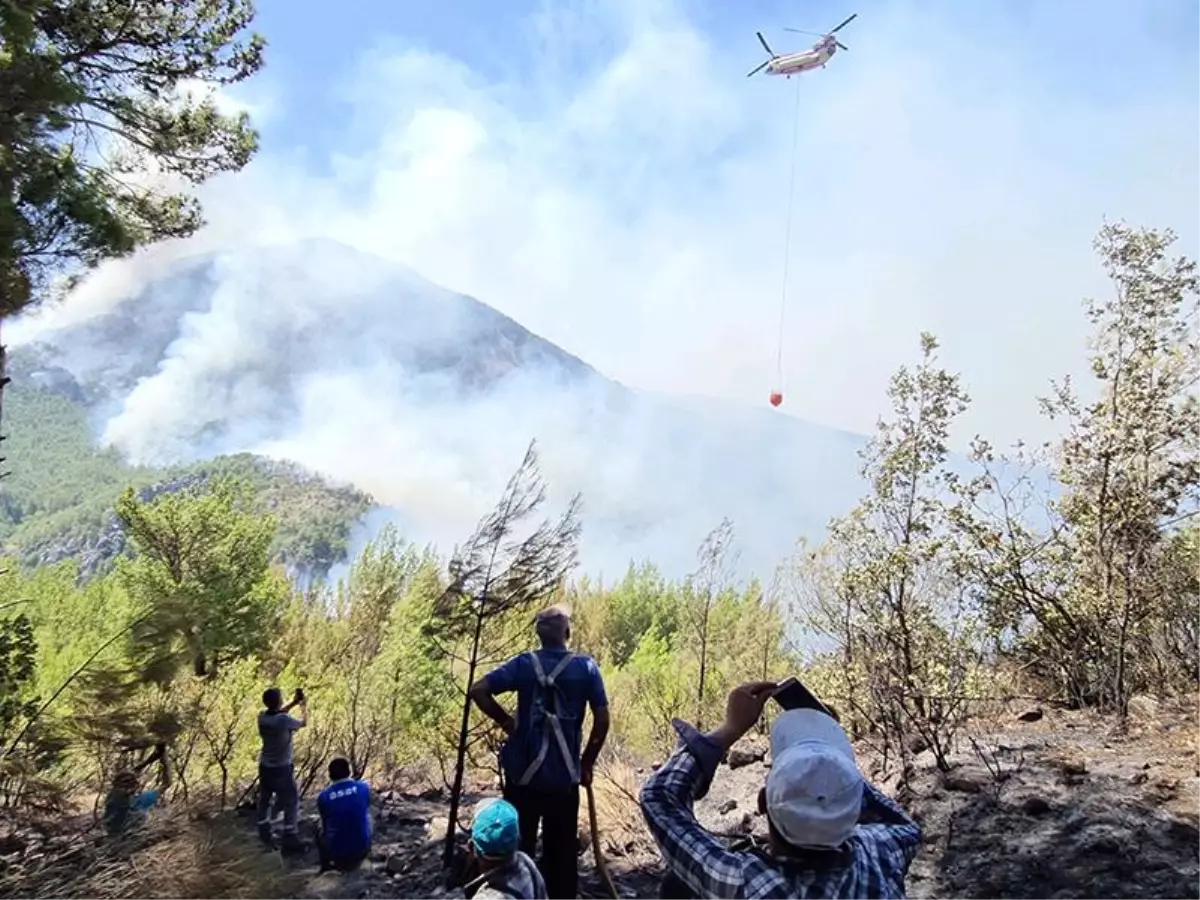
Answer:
[
  {"left": 294, "top": 687, "right": 306, "bottom": 703},
  {"left": 772, "top": 677, "right": 832, "bottom": 716}
]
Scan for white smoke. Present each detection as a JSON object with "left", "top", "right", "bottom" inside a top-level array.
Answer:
[
  {"left": 16, "top": 239, "right": 866, "bottom": 580},
  {"left": 7, "top": 0, "right": 1196, "bottom": 580}
]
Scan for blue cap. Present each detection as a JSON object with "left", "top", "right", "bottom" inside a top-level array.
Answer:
[{"left": 471, "top": 799, "right": 520, "bottom": 858}]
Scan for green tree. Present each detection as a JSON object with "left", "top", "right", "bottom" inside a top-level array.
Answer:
[
  {"left": 0, "top": 612, "right": 37, "bottom": 745},
  {"left": 960, "top": 223, "right": 1199, "bottom": 712},
  {"left": 0, "top": 0, "right": 264, "bottom": 315},
  {"left": 799, "top": 333, "right": 984, "bottom": 771},
  {"left": 116, "top": 478, "right": 285, "bottom": 681}
]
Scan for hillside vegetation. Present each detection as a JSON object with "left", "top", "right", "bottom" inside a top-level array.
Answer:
[
  {"left": 0, "top": 383, "right": 373, "bottom": 578},
  {"left": 0, "top": 223, "right": 1195, "bottom": 900}
]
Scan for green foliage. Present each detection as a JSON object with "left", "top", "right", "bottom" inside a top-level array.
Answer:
[
  {"left": 0, "top": 614, "right": 37, "bottom": 743},
  {"left": 0, "top": 218, "right": 1195, "bottom": 832},
  {"left": 792, "top": 333, "right": 986, "bottom": 771},
  {"left": 0, "top": 383, "right": 372, "bottom": 575},
  {"left": 116, "top": 478, "right": 285, "bottom": 682},
  {"left": 0, "top": 0, "right": 265, "bottom": 315},
  {"left": 0, "top": 385, "right": 157, "bottom": 543},
  {"left": 958, "top": 223, "right": 1199, "bottom": 712}
]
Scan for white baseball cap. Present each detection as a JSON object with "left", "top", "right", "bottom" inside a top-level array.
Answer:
[{"left": 765, "top": 708, "right": 864, "bottom": 848}]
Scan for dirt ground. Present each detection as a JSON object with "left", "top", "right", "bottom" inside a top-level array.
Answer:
[{"left": 280, "top": 694, "right": 1199, "bottom": 899}]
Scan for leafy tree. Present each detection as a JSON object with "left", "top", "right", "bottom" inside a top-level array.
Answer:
[
  {"left": 0, "top": 613, "right": 37, "bottom": 745},
  {"left": 798, "top": 333, "right": 983, "bottom": 771},
  {"left": 193, "top": 655, "right": 258, "bottom": 808},
  {"left": 959, "top": 223, "right": 1199, "bottom": 712},
  {"left": 425, "top": 439, "right": 581, "bottom": 867},
  {"left": 0, "top": 0, "right": 265, "bottom": 316},
  {"left": 115, "top": 477, "right": 285, "bottom": 681},
  {"left": 569, "top": 563, "right": 681, "bottom": 669},
  {"left": 686, "top": 518, "right": 738, "bottom": 728}
]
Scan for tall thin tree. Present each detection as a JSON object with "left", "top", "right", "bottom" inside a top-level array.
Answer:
[{"left": 425, "top": 440, "right": 582, "bottom": 868}]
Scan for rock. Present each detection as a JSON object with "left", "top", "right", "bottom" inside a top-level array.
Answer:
[
  {"left": 1150, "top": 776, "right": 1180, "bottom": 799},
  {"left": 1016, "top": 706, "right": 1044, "bottom": 723},
  {"left": 718, "top": 799, "right": 738, "bottom": 815},
  {"left": 1129, "top": 771, "right": 1149, "bottom": 785},
  {"left": 906, "top": 734, "right": 929, "bottom": 755},
  {"left": 1059, "top": 758, "right": 1088, "bottom": 777},
  {"left": 386, "top": 854, "right": 408, "bottom": 875},
  {"left": 728, "top": 739, "right": 768, "bottom": 770},
  {"left": 1127, "top": 695, "right": 1159, "bottom": 719},
  {"left": 942, "top": 772, "right": 985, "bottom": 794},
  {"left": 1020, "top": 796, "right": 1052, "bottom": 816}
]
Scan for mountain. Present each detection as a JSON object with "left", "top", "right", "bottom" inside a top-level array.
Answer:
[{"left": 7, "top": 239, "right": 871, "bottom": 580}]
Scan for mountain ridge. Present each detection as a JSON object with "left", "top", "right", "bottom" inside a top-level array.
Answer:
[{"left": 7, "top": 239, "right": 871, "bottom": 578}]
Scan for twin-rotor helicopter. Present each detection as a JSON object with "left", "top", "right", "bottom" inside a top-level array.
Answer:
[
  {"left": 750, "top": 12, "right": 858, "bottom": 409},
  {"left": 746, "top": 13, "right": 858, "bottom": 78}
]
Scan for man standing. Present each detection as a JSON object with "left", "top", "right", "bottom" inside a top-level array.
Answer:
[
  {"left": 316, "top": 757, "right": 372, "bottom": 872},
  {"left": 257, "top": 686, "right": 307, "bottom": 852},
  {"left": 469, "top": 606, "right": 610, "bottom": 899}
]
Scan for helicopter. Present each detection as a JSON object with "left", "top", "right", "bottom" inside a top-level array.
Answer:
[{"left": 746, "top": 13, "right": 857, "bottom": 78}]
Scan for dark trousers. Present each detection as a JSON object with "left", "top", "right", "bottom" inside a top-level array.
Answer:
[
  {"left": 316, "top": 824, "right": 368, "bottom": 873},
  {"left": 503, "top": 783, "right": 579, "bottom": 899},
  {"left": 660, "top": 872, "right": 698, "bottom": 898},
  {"left": 257, "top": 764, "right": 299, "bottom": 836}
]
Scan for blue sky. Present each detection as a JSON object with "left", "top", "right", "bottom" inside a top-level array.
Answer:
[{"left": 23, "top": 0, "right": 1200, "bottom": 448}]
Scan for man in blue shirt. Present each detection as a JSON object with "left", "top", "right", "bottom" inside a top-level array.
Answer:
[
  {"left": 469, "top": 606, "right": 610, "bottom": 899},
  {"left": 316, "top": 757, "right": 372, "bottom": 873}
]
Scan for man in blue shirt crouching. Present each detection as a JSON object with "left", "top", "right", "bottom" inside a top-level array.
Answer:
[{"left": 316, "top": 757, "right": 373, "bottom": 872}]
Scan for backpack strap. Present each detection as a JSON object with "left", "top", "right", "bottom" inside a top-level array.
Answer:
[{"left": 516, "top": 652, "right": 578, "bottom": 786}]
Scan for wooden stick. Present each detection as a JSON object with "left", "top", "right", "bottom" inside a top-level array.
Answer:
[{"left": 585, "top": 783, "right": 618, "bottom": 900}]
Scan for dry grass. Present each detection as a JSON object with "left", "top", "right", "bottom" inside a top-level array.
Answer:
[
  {"left": 590, "top": 757, "right": 653, "bottom": 856},
  {"left": 0, "top": 807, "right": 308, "bottom": 900}
]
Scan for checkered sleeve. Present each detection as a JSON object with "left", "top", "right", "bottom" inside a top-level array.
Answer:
[
  {"left": 858, "top": 781, "right": 923, "bottom": 874},
  {"left": 639, "top": 721, "right": 748, "bottom": 900}
]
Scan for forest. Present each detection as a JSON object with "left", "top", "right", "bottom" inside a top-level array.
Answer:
[
  {"left": 0, "top": 1, "right": 1195, "bottom": 894},
  {"left": 0, "top": 223, "right": 1195, "bottom": 883}
]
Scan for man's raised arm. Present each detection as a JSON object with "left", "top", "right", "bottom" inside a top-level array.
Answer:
[{"left": 284, "top": 692, "right": 308, "bottom": 728}]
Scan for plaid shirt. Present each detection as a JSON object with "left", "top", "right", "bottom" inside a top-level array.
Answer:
[
  {"left": 467, "top": 850, "right": 547, "bottom": 899},
  {"left": 640, "top": 720, "right": 922, "bottom": 899}
]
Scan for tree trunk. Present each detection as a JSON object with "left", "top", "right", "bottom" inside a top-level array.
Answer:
[
  {"left": 0, "top": 332, "right": 8, "bottom": 498},
  {"left": 442, "top": 609, "right": 485, "bottom": 868},
  {"left": 696, "top": 599, "right": 710, "bottom": 729}
]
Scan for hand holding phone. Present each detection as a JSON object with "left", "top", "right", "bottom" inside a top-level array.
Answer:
[
  {"left": 771, "top": 677, "right": 832, "bottom": 716},
  {"left": 294, "top": 687, "right": 306, "bottom": 704}
]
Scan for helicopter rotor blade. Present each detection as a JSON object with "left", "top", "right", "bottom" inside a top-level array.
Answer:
[
  {"left": 829, "top": 13, "right": 858, "bottom": 34},
  {"left": 746, "top": 60, "right": 770, "bottom": 77},
  {"left": 756, "top": 31, "right": 775, "bottom": 56},
  {"left": 784, "top": 28, "right": 825, "bottom": 36},
  {"left": 836, "top": 40, "right": 849, "bottom": 50}
]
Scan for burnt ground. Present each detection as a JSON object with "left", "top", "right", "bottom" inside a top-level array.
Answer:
[{"left": 281, "top": 695, "right": 1199, "bottom": 899}]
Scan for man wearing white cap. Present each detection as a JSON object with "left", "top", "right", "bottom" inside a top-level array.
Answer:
[{"left": 640, "top": 681, "right": 922, "bottom": 898}]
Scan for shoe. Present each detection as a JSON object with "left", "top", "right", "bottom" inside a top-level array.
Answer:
[{"left": 258, "top": 822, "right": 273, "bottom": 846}]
